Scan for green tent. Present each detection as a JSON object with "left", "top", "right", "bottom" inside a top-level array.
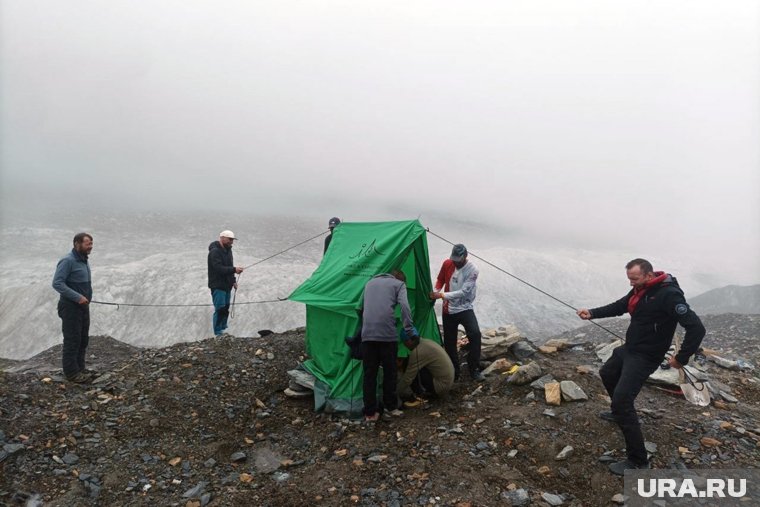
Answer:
[{"left": 288, "top": 220, "right": 441, "bottom": 414}]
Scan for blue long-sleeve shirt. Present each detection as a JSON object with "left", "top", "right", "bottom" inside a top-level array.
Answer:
[{"left": 52, "top": 249, "right": 92, "bottom": 303}]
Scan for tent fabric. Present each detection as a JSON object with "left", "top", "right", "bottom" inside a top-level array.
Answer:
[{"left": 289, "top": 220, "right": 441, "bottom": 414}]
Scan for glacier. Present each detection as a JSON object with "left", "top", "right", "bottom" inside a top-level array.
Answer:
[{"left": 0, "top": 211, "right": 716, "bottom": 360}]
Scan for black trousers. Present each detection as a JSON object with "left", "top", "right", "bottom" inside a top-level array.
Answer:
[
  {"left": 361, "top": 341, "right": 398, "bottom": 416},
  {"left": 599, "top": 346, "right": 661, "bottom": 465},
  {"left": 58, "top": 299, "right": 90, "bottom": 378},
  {"left": 442, "top": 309, "right": 482, "bottom": 377}
]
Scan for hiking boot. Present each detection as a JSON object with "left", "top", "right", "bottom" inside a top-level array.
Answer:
[
  {"left": 403, "top": 398, "right": 424, "bottom": 408},
  {"left": 608, "top": 459, "right": 650, "bottom": 476},
  {"left": 66, "top": 372, "right": 92, "bottom": 384},
  {"left": 382, "top": 409, "right": 404, "bottom": 421},
  {"left": 471, "top": 371, "right": 486, "bottom": 382},
  {"left": 364, "top": 413, "right": 380, "bottom": 423}
]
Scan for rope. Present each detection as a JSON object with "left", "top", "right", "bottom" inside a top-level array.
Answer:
[
  {"left": 91, "top": 298, "right": 287, "bottom": 309},
  {"left": 426, "top": 228, "right": 625, "bottom": 341},
  {"left": 242, "top": 230, "right": 328, "bottom": 270},
  {"left": 88, "top": 230, "right": 327, "bottom": 311},
  {"left": 232, "top": 229, "right": 327, "bottom": 318}
]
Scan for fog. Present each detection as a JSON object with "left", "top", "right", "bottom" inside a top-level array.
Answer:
[{"left": 1, "top": 1, "right": 759, "bottom": 285}]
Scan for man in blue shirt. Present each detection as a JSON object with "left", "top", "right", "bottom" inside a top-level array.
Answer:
[{"left": 52, "top": 232, "right": 94, "bottom": 383}]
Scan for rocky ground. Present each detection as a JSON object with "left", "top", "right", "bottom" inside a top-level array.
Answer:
[{"left": 1, "top": 315, "right": 759, "bottom": 507}]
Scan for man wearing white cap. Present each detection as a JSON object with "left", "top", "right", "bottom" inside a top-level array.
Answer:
[{"left": 208, "top": 230, "right": 244, "bottom": 336}]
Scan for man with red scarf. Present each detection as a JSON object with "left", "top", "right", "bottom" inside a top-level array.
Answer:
[{"left": 577, "top": 258, "right": 705, "bottom": 476}]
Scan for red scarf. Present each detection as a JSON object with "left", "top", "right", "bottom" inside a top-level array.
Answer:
[{"left": 627, "top": 271, "right": 667, "bottom": 314}]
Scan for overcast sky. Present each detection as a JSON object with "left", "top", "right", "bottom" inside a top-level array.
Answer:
[{"left": 1, "top": 1, "right": 758, "bottom": 281}]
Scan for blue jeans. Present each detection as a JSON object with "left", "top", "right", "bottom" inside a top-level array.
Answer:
[
  {"left": 599, "top": 346, "right": 661, "bottom": 464},
  {"left": 211, "top": 289, "right": 232, "bottom": 335}
]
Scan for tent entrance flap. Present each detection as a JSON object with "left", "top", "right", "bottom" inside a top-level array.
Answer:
[{"left": 289, "top": 220, "right": 441, "bottom": 413}]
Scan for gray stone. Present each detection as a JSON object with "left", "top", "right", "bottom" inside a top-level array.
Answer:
[
  {"left": 200, "top": 493, "right": 212, "bottom": 506},
  {"left": 204, "top": 458, "right": 217, "bottom": 468},
  {"left": 254, "top": 447, "right": 284, "bottom": 474},
  {"left": 559, "top": 380, "right": 588, "bottom": 401},
  {"left": 542, "top": 492, "right": 564, "bottom": 506},
  {"left": 230, "top": 451, "right": 247, "bottom": 463},
  {"left": 221, "top": 473, "right": 239, "bottom": 485},
  {"left": 511, "top": 341, "right": 537, "bottom": 360},
  {"left": 596, "top": 340, "right": 623, "bottom": 362},
  {"left": 555, "top": 446, "right": 573, "bottom": 460},
  {"left": 645, "top": 441, "right": 657, "bottom": 454},
  {"left": 508, "top": 362, "right": 543, "bottom": 385},
  {"left": 611, "top": 494, "right": 627, "bottom": 504},
  {"left": 502, "top": 488, "right": 530, "bottom": 506},
  {"left": 448, "top": 425, "right": 465, "bottom": 435},
  {"left": 720, "top": 391, "right": 738, "bottom": 403},
  {"left": 708, "top": 355, "right": 741, "bottom": 370},
  {"left": 272, "top": 471, "right": 290, "bottom": 483},
  {"left": 530, "top": 374, "right": 556, "bottom": 390},
  {"left": 475, "top": 442, "right": 489, "bottom": 451},
  {"left": 62, "top": 453, "right": 79, "bottom": 465},
  {"left": 287, "top": 369, "right": 317, "bottom": 390},
  {"left": 182, "top": 481, "right": 208, "bottom": 498},
  {"left": 543, "top": 409, "right": 556, "bottom": 418},
  {"left": 3, "top": 443, "right": 25, "bottom": 454}
]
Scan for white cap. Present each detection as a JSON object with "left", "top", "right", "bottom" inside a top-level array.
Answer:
[{"left": 219, "top": 230, "right": 236, "bottom": 239}]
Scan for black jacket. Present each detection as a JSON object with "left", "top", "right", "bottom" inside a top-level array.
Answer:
[
  {"left": 207, "top": 241, "right": 236, "bottom": 291},
  {"left": 323, "top": 233, "right": 333, "bottom": 254},
  {"left": 590, "top": 274, "right": 705, "bottom": 365}
]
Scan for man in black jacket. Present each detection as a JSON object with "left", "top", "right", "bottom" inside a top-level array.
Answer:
[
  {"left": 208, "top": 230, "right": 243, "bottom": 336},
  {"left": 577, "top": 258, "right": 705, "bottom": 476},
  {"left": 323, "top": 217, "right": 341, "bottom": 255}
]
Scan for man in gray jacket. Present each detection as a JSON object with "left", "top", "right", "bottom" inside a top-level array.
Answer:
[
  {"left": 360, "top": 270, "right": 419, "bottom": 422},
  {"left": 52, "top": 232, "right": 94, "bottom": 383}
]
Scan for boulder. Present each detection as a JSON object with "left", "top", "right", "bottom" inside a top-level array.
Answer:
[
  {"left": 560, "top": 381, "right": 588, "bottom": 401},
  {"left": 511, "top": 341, "right": 537, "bottom": 361},
  {"left": 530, "top": 374, "right": 556, "bottom": 390},
  {"left": 480, "top": 333, "right": 523, "bottom": 360},
  {"left": 596, "top": 340, "right": 623, "bottom": 363},
  {"left": 543, "top": 339, "right": 574, "bottom": 350},
  {"left": 545, "top": 382, "right": 561, "bottom": 406},
  {"left": 507, "top": 362, "right": 543, "bottom": 386},
  {"left": 483, "top": 358, "right": 513, "bottom": 375}
]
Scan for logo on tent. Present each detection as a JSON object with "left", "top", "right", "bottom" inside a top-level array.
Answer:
[{"left": 348, "top": 239, "right": 385, "bottom": 259}]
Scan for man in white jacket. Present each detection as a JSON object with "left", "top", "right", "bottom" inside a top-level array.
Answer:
[{"left": 430, "top": 244, "right": 484, "bottom": 382}]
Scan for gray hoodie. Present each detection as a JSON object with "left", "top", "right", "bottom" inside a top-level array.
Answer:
[{"left": 360, "top": 274, "right": 416, "bottom": 342}]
